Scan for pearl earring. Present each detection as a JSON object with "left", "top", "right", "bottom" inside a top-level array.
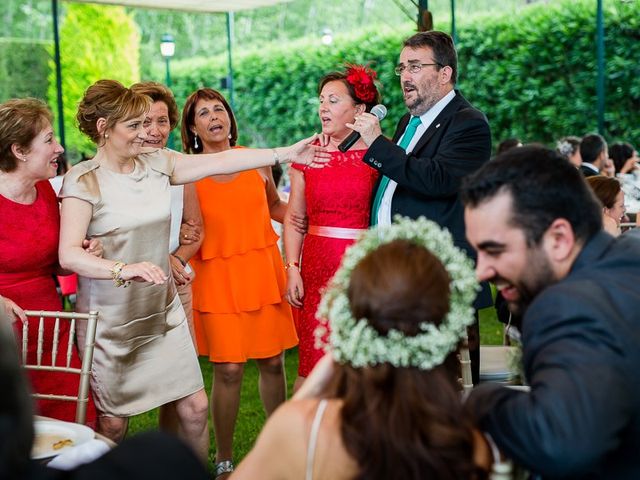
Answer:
[
  {"left": 193, "top": 134, "right": 199, "bottom": 149},
  {"left": 105, "top": 133, "right": 109, "bottom": 139},
  {"left": 228, "top": 134, "right": 232, "bottom": 139}
]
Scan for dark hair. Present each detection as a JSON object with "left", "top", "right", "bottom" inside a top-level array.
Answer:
[
  {"left": 77, "top": 79, "right": 151, "bottom": 145},
  {"left": 322, "top": 240, "right": 485, "bottom": 480},
  {"left": 586, "top": 176, "right": 621, "bottom": 209},
  {"left": 318, "top": 70, "right": 381, "bottom": 113},
  {"left": 0, "top": 311, "right": 34, "bottom": 480},
  {"left": 496, "top": 138, "right": 521, "bottom": 155},
  {"left": 461, "top": 145, "right": 603, "bottom": 246},
  {"left": 0, "top": 98, "right": 52, "bottom": 173},
  {"left": 180, "top": 88, "right": 238, "bottom": 154},
  {"left": 403, "top": 31, "right": 458, "bottom": 85},
  {"left": 609, "top": 142, "right": 635, "bottom": 173},
  {"left": 130, "top": 81, "right": 180, "bottom": 129},
  {"left": 580, "top": 133, "right": 607, "bottom": 165}
]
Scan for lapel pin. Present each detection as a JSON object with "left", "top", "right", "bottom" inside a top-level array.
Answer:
[{"left": 435, "top": 123, "right": 441, "bottom": 128}]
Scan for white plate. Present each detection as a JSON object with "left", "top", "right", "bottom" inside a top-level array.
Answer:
[{"left": 31, "top": 420, "right": 94, "bottom": 459}]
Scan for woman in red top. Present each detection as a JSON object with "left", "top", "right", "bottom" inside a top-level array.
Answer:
[
  {"left": 283, "top": 66, "right": 380, "bottom": 389},
  {"left": 0, "top": 98, "right": 98, "bottom": 424}
]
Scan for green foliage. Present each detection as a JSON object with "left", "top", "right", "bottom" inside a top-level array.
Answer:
[
  {"left": 459, "top": 0, "right": 640, "bottom": 146},
  {"left": 46, "top": 4, "right": 141, "bottom": 162},
  {"left": 0, "top": 38, "right": 50, "bottom": 102},
  {"left": 159, "top": 0, "right": 639, "bottom": 150}
]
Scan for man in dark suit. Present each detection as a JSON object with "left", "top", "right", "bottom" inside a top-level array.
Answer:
[
  {"left": 350, "top": 31, "right": 492, "bottom": 382},
  {"left": 462, "top": 146, "right": 640, "bottom": 479},
  {"left": 579, "top": 133, "right": 614, "bottom": 177}
]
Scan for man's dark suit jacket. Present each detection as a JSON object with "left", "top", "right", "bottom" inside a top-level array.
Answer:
[
  {"left": 363, "top": 90, "right": 492, "bottom": 308},
  {"left": 580, "top": 163, "right": 600, "bottom": 177},
  {"left": 467, "top": 231, "right": 640, "bottom": 479}
]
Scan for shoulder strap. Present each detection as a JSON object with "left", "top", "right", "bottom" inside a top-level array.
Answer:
[{"left": 305, "top": 399, "right": 329, "bottom": 480}]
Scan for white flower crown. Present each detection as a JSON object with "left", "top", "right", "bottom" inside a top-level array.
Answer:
[{"left": 314, "top": 216, "right": 479, "bottom": 370}]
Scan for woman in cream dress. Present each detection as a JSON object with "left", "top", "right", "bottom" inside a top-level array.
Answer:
[{"left": 57, "top": 80, "right": 328, "bottom": 461}]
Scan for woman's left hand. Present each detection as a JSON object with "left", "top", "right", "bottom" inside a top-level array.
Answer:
[
  {"left": 1, "top": 296, "right": 27, "bottom": 323},
  {"left": 169, "top": 254, "right": 192, "bottom": 286},
  {"left": 82, "top": 238, "right": 103, "bottom": 258},
  {"left": 345, "top": 112, "right": 382, "bottom": 146},
  {"left": 286, "top": 134, "right": 331, "bottom": 168}
]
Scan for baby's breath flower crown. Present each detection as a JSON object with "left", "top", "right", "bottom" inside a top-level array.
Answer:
[{"left": 315, "top": 216, "right": 479, "bottom": 370}]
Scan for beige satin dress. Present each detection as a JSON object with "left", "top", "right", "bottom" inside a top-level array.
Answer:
[{"left": 60, "top": 149, "right": 203, "bottom": 416}]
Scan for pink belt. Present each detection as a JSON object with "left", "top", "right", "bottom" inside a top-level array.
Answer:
[{"left": 307, "top": 225, "right": 366, "bottom": 240}]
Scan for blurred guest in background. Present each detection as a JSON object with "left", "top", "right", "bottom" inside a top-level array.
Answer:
[
  {"left": 556, "top": 135, "right": 582, "bottom": 167},
  {"left": 609, "top": 142, "right": 638, "bottom": 175},
  {"left": 0, "top": 98, "right": 98, "bottom": 425},
  {"left": 580, "top": 133, "right": 614, "bottom": 177},
  {"left": 496, "top": 137, "right": 522, "bottom": 156},
  {"left": 587, "top": 176, "right": 625, "bottom": 236},
  {"left": 181, "top": 87, "right": 298, "bottom": 478},
  {"left": 283, "top": 65, "right": 380, "bottom": 390}
]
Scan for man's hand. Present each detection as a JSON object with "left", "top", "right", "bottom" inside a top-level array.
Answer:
[{"left": 345, "top": 112, "right": 382, "bottom": 147}]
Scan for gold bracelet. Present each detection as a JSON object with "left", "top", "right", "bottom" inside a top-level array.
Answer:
[
  {"left": 272, "top": 148, "right": 280, "bottom": 166},
  {"left": 284, "top": 261, "right": 300, "bottom": 271},
  {"left": 110, "top": 261, "right": 131, "bottom": 288}
]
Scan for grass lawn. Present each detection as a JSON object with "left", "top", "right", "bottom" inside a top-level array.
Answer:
[{"left": 128, "top": 306, "right": 504, "bottom": 468}]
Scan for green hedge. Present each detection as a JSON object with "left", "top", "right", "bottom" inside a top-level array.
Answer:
[
  {"left": 0, "top": 39, "right": 50, "bottom": 102},
  {"left": 155, "top": 0, "right": 639, "bottom": 150}
]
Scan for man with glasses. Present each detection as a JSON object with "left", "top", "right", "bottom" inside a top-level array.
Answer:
[{"left": 350, "top": 30, "right": 492, "bottom": 382}]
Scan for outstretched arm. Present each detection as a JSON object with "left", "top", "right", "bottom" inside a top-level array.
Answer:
[{"left": 171, "top": 134, "right": 330, "bottom": 185}]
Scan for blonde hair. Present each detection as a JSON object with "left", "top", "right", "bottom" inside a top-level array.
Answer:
[
  {"left": 76, "top": 79, "right": 151, "bottom": 144},
  {"left": 0, "top": 98, "right": 52, "bottom": 173}
]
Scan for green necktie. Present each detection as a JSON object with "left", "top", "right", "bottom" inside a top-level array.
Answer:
[{"left": 370, "top": 116, "right": 422, "bottom": 226}]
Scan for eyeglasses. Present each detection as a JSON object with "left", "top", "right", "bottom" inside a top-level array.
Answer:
[{"left": 394, "top": 63, "right": 443, "bottom": 76}]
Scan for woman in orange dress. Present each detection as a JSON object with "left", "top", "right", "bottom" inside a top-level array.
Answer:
[{"left": 181, "top": 88, "right": 298, "bottom": 478}]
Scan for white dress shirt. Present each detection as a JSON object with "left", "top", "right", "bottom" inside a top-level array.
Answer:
[{"left": 377, "top": 89, "right": 456, "bottom": 226}]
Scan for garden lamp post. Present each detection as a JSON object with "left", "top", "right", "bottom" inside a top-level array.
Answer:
[
  {"left": 160, "top": 33, "right": 175, "bottom": 148},
  {"left": 160, "top": 33, "right": 175, "bottom": 88}
]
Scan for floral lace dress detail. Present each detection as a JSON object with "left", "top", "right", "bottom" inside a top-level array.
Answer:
[{"left": 292, "top": 149, "right": 378, "bottom": 376}]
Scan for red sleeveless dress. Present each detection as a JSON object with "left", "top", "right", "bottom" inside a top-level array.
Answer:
[{"left": 292, "top": 149, "right": 378, "bottom": 376}]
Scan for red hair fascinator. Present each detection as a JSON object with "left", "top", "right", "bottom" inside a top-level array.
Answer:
[{"left": 345, "top": 64, "right": 378, "bottom": 104}]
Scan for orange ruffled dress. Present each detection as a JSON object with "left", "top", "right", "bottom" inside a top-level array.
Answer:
[{"left": 191, "top": 169, "right": 297, "bottom": 362}]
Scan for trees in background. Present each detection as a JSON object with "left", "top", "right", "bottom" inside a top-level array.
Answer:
[
  {"left": 45, "top": 4, "right": 140, "bottom": 159},
  {"left": 0, "top": 0, "right": 638, "bottom": 160},
  {"left": 161, "top": 0, "right": 639, "bottom": 150}
]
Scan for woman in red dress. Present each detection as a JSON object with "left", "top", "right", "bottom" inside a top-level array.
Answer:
[
  {"left": 0, "top": 98, "right": 98, "bottom": 424},
  {"left": 283, "top": 66, "right": 381, "bottom": 389}
]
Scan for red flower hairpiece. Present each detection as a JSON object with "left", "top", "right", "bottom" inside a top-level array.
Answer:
[{"left": 345, "top": 64, "right": 378, "bottom": 104}]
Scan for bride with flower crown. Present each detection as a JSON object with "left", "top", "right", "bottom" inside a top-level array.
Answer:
[
  {"left": 283, "top": 65, "right": 381, "bottom": 390},
  {"left": 232, "top": 218, "right": 494, "bottom": 480}
]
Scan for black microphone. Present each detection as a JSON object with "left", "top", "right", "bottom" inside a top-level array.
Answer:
[{"left": 338, "top": 104, "right": 387, "bottom": 153}]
